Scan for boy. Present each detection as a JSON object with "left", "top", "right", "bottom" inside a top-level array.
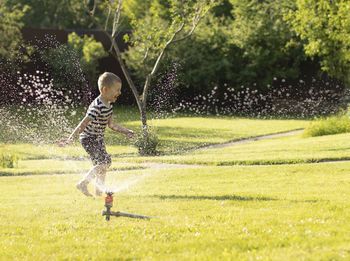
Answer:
[{"left": 58, "top": 72, "right": 134, "bottom": 197}]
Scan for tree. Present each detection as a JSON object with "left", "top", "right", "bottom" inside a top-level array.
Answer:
[
  {"left": 40, "top": 32, "right": 108, "bottom": 101},
  {"left": 285, "top": 0, "right": 350, "bottom": 84},
  {"left": 163, "top": 0, "right": 309, "bottom": 97},
  {"left": 83, "top": 0, "right": 215, "bottom": 151},
  {"left": 227, "top": 0, "right": 306, "bottom": 88},
  {"left": 164, "top": 12, "right": 244, "bottom": 92},
  {"left": 3, "top": 0, "right": 93, "bottom": 29},
  {"left": 0, "top": 2, "right": 30, "bottom": 66}
]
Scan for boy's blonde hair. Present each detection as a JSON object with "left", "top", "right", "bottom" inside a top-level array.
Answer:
[{"left": 98, "top": 72, "right": 122, "bottom": 92}]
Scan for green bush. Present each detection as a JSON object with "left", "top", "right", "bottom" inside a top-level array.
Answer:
[
  {"left": 134, "top": 127, "right": 159, "bottom": 156},
  {"left": 0, "top": 3, "right": 31, "bottom": 67},
  {"left": 67, "top": 32, "right": 108, "bottom": 88},
  {"left": 0, "top": 145, "right": 18, "bottom": 168},
  {"left": 41, "top": 32, "right": 108, "bottom": 94},
  {"left": 303, "top": 112, "right": 350, "bottom": 137}
]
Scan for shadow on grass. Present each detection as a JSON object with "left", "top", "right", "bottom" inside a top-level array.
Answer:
[{"left": 151, "top": 194, "right": 277, "bottom": 201}]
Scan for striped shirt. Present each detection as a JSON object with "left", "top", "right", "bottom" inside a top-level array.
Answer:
[{"left": 80, "top": 97, "right": 113, "bottom": 139}]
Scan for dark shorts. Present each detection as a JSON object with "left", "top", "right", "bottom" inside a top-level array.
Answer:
[{"left": 80, "top": 136, "right": 111, "bottom": 166}]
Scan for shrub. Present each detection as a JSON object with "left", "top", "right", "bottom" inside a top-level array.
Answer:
[
  {"left": 67, "top": 32, "right": 108, "bottom": 89},
  {"left": 0, "top": 4, "right": 30, "bottom": 67},
  {"left": 0, "top": 144, "right": 18, "bottom": 168},
  {"left": 134, "top": 127, "right": 159, "bottom": 156},
  {"left": 40, "top": 32, "right": 108, "bottom": 102},
  {"left": 303, "top": 112, "right": 350, "bottom": 137}
]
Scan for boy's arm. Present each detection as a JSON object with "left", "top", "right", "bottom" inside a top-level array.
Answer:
[
  {"left": 58, "top": 116, "right": 92, "bottom": 147},
  {"left": 108, "top": 114, "right": 134, "bottom": 138}
]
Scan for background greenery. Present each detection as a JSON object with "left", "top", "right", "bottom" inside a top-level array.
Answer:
[
  {"left": 1, "top": 1, "right": 350, "bottom": 259},
  {"left": 1, "top": 0, "right": 349, "bottom": 115},
  {"left": 40, "top": 32, "right": 108, "bottom": 95}
]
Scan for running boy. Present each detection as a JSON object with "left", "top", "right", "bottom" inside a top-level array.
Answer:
[{"left": 58, "top": 72, "right": 134, "bottom": 197}]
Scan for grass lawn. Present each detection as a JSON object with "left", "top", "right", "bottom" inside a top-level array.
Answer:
[
  {"left": 2, "top": 107, "right": 350, "bottom": 260},
  {"left": 1, "top": 163, "right": 350, "bottom": 260},
  {"left": 0, "top": 160, "right": 144, "bottom": 176},
  {"left": 1, "top": 105, "right": 310, "bottom": 160},
  {"left": 120, "top": 132, "right": 350, "bottom": 166},
  {"left": 124, "top": 116, "right": 310, "bottom": 152},
  {"left": 2, "top": 116, "right": 310, "bottom": 160}
]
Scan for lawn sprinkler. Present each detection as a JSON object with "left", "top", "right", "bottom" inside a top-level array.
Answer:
[{"left": 102, "top": 191, "right": 151, "bottom": 221}]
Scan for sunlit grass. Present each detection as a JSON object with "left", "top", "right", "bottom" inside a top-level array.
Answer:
[
  {"left": 303, "top": 112, "right": 350, "bottom": 137},
  {"left": 2, "top": 143, "right": 137, "bottom": 160},
  {"left": 1, "top": 106, "right": 310, "bottom": 160},
  {"left": 0, "top": 159, "right": 144, "bottom": 176},
  {"left": 118, "top": 132, "right": 350, "bottom": 165},
  {"left": 111, "top": 116, "right": 310, "bottom": 152},
  {"left": 1, "top": 106, "right": 349, "bottom": 260},
  {"left": 1, "top": 163, "right": 350, "bottom": 260}
]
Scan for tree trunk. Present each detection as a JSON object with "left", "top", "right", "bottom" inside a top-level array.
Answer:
[{"left": 109, "top": 35, "right": 149, "bottom": 137}]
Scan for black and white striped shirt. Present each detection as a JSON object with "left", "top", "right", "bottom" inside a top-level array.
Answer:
[{"left": 80, "top": 97, "right": 113, "bottom": 139}]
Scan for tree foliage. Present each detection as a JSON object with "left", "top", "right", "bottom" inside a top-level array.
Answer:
[
  {"left": 229, "top": 0, "right": 306, "bottom": 87},
  {"left": 122, "top": 0, "right": 215, "bottom": 84},
  {"left": 2, "top": 0, "right": 349, "bottom": 114},
  {"left": 3, "top": 0, "right": 93, "bottom": 29},
  {"left": 41, "top": 32, "right": 108, "bottom": 97},
  {"left": 67, "top": 32, "right": 108, "bottom": 87},
  {"left": 161, "top": 0, "right": 308, "bottom": 94},
  {"left": 285, "top": 0, "right": 350, "bottom": 84},
  {"left": 166, "top": 13, "right": 244, "bottom": 90},
  {"left": 0, "top": 2, "right": 31, "bottom": 65}
]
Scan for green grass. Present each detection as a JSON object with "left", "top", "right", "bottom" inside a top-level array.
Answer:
[
  {"left": 2, "top": 143, "right": 137, "bottom": 161},
  {"left": 2, "top": 106, "right": 350, "bottom": 259},
  {"left": 1, "top": 105, "right": 310, "bottom": 159},
  {"left": 119, "top": 132, "right": 350, "bottom": 166},
  {"left": 1, "top": 163, "right": 350, "bottom": 260},
  {"left": 0, "top": 160, "right": 144, "bottom": 176},
  {"left": 126, "top": 116, "right": 310, "bottom": 152},
  {"left": 303, "top": 113, "right": 350, "bottom": 137},
  {"left": 0, "top": 113, "right": 309, "bottom": 161}
]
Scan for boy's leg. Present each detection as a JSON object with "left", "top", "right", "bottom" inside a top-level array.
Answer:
[
  {"left": 76, "top": 165, "right": 105, "bottom": 197},
  {"left": 77, "top": 137, "right": 97, "bottom": 197},
  {"left": 76, "top": 163, "right": 110, "bottom": 197},
  {"left": 95, "top": 172, "right": 105, "bottom": 196},
  {"left": 93, "top": 140, "right": 112, "bottom": 196},
  {"left": 95, "top": 163, "right": 110, "bottom": 196},
  {"left": 76, "top": 182, "right": 93, "bottom": 197},
  {"left": 78, "top": 137, "right": 111, "bottom": 197}
]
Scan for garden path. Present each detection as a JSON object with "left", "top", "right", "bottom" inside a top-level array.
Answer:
[{"left": 127, "top": 129, "right": 305, "bottom": 169}]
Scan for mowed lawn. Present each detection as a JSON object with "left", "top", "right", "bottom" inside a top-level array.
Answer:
[
  {"left": 0, "top": 109, "right": 310, "bottom": 176},
  {"left": 2, "top": 111, "right": 350, "bottom": 260},
  {"left": 1, "top": 163, "right": 350, "bottom": 260},
  {"left": 1, "top": 105, "right": 310, "bottom": 160},
  {"left": 124, "top": 117, "right": 310, "bottom": 151},
  {"left": 121, "top": 132, "right": 350, "bottom": 166}
]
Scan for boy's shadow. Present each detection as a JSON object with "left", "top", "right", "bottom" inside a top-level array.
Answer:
[{"left": 151, "top": 194, "right": 277, "bottom": 201}]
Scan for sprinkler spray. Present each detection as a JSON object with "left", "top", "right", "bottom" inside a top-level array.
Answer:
[{"left": 102, "top": 191, "right": 151, "bottom": 221}]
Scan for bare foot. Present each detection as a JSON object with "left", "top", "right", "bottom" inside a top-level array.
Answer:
[
  {"left": 76, "top": 182, "right": 93, "bottom": 197},
  {"left": 95, "top": 189, "right": 103, "bottom": 197}
]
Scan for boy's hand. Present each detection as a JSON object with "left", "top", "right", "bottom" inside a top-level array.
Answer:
[
  {"left": 57, "top": 139, "right": 70, "bottom": 147},
  {"left": 126, "top": 130, "right": 134, "bottom": 139}
]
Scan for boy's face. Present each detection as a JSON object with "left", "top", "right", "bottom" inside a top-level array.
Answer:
[{"left": 104, "top": 82, "right": 122, "bottom": 103}]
